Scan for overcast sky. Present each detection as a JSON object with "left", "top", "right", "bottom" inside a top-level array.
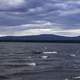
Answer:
[{"left": 0, "top": 0, "right": 80, "bottom": 37}]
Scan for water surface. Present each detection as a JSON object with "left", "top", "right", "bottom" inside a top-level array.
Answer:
[{"left": 0, "top": 42, "right": 80, "bottom": 80}]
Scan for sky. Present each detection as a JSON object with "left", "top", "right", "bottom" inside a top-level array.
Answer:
[{"left": 0, "top": 0, "right": 80, "bottom": 37}]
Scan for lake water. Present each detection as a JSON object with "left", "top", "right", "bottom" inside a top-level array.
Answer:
[{"left": 0, "top": 42, "right": 80, "bottom": 80}]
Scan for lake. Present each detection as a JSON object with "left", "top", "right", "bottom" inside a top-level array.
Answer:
[{"left": 0, "top": 42, "right": 80, "bottom": 80}]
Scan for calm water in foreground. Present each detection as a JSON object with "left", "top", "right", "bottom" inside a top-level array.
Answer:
[{"left": 0, "top": 42, "right": 80, "bottom": 80}]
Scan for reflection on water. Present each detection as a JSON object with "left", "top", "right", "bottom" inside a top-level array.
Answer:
[{"left": 0, "top": 42, "right": 80, "bottom": 80}]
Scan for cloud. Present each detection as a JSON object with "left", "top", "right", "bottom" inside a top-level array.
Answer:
[
  {"left": 55, "top": 1, "right": 80, "bottom": 10},
  {"left": 12, "top": 28, "right": 80, "bottom": 37},
  {"left": 0, "top": 22, "right": 80, "bottom": 37},
  {"left": 0, "top": 21, "right": 62, "bottom": 36},
  {"left": 1, "top": 28, "right": 80, "bottom": 37},
  {"left": 0, "top": 0, "right": 79, "bottom": 37},
  {"left": 59, "top": 9, "right": 80, "bottom": 16},
  {"left": 54, "top": 29, "right": 80, "bottom": 37},
  {"left": 54, "top": 0, "right": 80, "bottom": 16},
  {"left": 28, "top": 7, "right": 44, "bottom": 13},
  {"left": 0, "top": 0, "right": 26, "bottom": 10}
]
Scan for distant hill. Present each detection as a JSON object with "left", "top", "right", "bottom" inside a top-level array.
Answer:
[{"left": 0, "top": 34, "right": 80, "bottom": 42}]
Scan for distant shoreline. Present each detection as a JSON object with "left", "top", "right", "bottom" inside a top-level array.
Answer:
[{"left": 0, "top": 40, "right": 80, "bottom": 43}]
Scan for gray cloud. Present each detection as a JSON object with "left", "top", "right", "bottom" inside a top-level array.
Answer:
[
  {"left": 0, "top": 0, "right": 79, "bottom": 36},
  {"left": 0, "top": 0, "right": 26, "bottom": 10}
]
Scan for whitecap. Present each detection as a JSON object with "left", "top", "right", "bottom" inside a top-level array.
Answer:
[
  {"left": 26, "top": 62, "right": 36, "bottom": 66},
  {"left": 64, "top": 78, "right": 69, "bottom": 80},
  {"left": 41, "top": 56, "right": 48, "bottom": 59},
  {"left": 74, "top": 76, "right": 80, "bottom": 79},
  {"left": 70, "top": 54, "right": 76, "bottom": 57},
  {"left": 43, "top": 51, "right": 58, "bottom": 54}
]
